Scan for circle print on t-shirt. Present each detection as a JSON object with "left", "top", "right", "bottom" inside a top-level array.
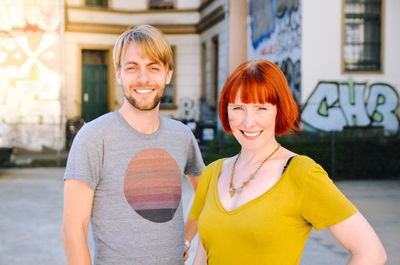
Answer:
[{"left": 124, "top": 148, "right": 182, "bottom": 223}]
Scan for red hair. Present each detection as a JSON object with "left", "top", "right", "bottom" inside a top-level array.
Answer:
[{"left": 219, "top": 59, "right": 300, "bottom": 136}]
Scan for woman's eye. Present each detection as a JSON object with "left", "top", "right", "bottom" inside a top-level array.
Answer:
[
  {"left": 258, "top": 107, "right": 268, "bottom": 111},
  {"left": 233, "top": 107, "right": 244, "bottom": 110}
]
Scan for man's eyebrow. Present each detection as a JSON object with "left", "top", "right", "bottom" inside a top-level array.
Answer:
[
  {"left": 123, "top": 61, "right": 162, "bottom": 66},
  {"left": 148, "top": 62, "right": 162, "bottom": 66},
  {"left": 123, "top": 61, "right": 137, "bottom": 65}
]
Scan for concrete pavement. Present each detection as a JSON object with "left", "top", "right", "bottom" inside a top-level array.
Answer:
[{"left": 0, "top": 167, "right": 398, "bottom": 265}]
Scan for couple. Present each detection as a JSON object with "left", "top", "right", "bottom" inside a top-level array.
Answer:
[{"left": 62, "top": 25, "right": 386, "bottom": 265}]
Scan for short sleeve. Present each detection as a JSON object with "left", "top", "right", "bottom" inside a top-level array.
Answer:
[
  {"left": 189, "top": 160, "right": 222, "bottom": 220},
  {"left": 184, "top": 128, "right": 205, "bottom": 176},
  {"left": 64, "top": 123, "right": 104, "bottom": 190},
  {"left": 301, "top": 163, "right": 358, "bottom": 230}
]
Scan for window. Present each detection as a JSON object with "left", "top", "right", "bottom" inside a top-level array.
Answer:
[
  {"left": 160, "top": 46, "right": 176, "bottom": 108},
  {"left": 85, "top": 0, "right": 108, "bottom": 8},
  {"left": 210, "top": 36, "right": 219, "bottom": 110},
  {"left": 343, "top": 0, "right": 382, "bottom": 72},
  {"left": 149, "top": 0, "right": 174, "bottom": 9}
]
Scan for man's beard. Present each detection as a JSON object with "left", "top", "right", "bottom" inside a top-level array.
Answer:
[{"left": 124, "top": 84, "right": 165, "bottom": 111}]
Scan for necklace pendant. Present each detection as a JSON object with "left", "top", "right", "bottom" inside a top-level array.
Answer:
[{"left": 229, "top": 188, "right": 236, "bottom": 198}]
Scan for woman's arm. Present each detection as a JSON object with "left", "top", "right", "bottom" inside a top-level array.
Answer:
[
  {"left": 192, "top": 237, "right": 207, "bottom": 265},
  {"left": 328, "top": 212, "right": 386, "bottom": 265}
]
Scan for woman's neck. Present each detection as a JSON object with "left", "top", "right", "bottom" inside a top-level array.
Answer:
[{"left": 238, "top": 140, "right": 280, "bottom": 165}]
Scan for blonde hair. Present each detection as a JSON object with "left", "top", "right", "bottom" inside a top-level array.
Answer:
[{"left": 113, "top": 25, "right": 173, "bottom": 71}]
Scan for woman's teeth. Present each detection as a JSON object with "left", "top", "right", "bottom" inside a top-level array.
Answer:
[{"left": 243, "top": 131, "right": 261, "bottom": 137}]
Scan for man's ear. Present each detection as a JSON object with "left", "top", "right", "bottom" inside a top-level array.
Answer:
[
  {"left": 116, "top": 68, "right": 122, "bottom": 85},
  {"left": 165, "top": 70, "right": 173, "bottom": 85}
]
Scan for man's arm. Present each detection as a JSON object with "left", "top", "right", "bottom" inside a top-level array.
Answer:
[{"left": 62, "top": 179, "right": 94, "bottom": 265}]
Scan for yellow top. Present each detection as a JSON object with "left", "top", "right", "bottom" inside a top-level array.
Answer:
[{"left": 189, "top": 155, "right": 357, "bottom": 265}]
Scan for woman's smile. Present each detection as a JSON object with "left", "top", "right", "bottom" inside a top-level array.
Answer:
[{"left": 241, "top": 130, "right": 262, "bottom": 137}]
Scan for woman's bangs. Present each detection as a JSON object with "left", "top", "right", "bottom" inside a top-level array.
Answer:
[{"left": 230, "top": 78, "right": 277, "bottom": 105}]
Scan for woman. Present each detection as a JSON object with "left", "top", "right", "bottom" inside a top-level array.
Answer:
[{"left": 189, "top": 60, "right": 386, "bottom": 265}]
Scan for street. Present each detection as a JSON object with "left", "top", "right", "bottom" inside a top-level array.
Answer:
[{"left": 0, "top": 168, "right": 399, "bottom": 265}]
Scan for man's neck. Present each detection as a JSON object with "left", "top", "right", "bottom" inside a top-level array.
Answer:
[{"left": 119, "top": 101, "right": 160, "bottom": 134}]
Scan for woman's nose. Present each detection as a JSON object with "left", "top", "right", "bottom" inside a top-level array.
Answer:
[{"left": 243, "top": 111, "right": 256, "bottom": 127}]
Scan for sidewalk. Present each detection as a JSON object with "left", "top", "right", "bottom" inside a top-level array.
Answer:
[{"left": 0, "top": 168, "right": 398, "bottom": 265}]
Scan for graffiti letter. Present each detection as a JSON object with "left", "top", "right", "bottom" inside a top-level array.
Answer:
[
  {"left": 366, "top": 84, "right": 399, "bottom": 134},
  {"left": 302, "top": 82, "right": 347, "bottom": 131},
  {"left": 339, "top": 83, "right": 370, "bottom": 126}
]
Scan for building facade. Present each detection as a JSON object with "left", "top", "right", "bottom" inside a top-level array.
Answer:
[
  {"left": 246, "top": 0, "right": 399, "bottom": 136},
  {"left": 0, "top": 0, "right": 398, "bottom": 155}
]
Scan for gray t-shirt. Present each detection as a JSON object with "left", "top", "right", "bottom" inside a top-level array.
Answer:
[{"left": 64, "top": 111, "right": 205, "bottom": 265}]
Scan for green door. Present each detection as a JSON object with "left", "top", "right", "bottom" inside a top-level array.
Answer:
[{"left": 81, "top": 64, "right": 108, "bottom": 122}]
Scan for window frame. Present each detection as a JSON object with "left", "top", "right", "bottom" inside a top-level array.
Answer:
[
  {"left": 341, "top": 0, "right": 384, "bottom": 74},
  {"left": 148, "top": 0, "right": 175, "bottom": 10},
  {"left": 160, "top": 46, "right": 177, "bottom": 110}
]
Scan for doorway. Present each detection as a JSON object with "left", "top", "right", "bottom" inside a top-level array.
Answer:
[{"left": 81, "top": 49, "right": 109, "bottom": 122}]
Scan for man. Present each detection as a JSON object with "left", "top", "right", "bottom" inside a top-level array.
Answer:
[{"left": 62, "top": 25, "right": 204, "bottom": 265}]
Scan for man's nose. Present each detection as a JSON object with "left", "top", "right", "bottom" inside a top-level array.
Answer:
[{"left": 137, "top": 68, "right": 149, "bottom": 83}]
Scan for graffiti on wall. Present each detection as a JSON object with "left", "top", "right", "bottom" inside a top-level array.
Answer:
[
  {"left": 248, "top": 0, "right": 301, "bottom": 104},
  {"left": 302, "top": 80, "right": 400, "bottom": 135},
  {"left": 0, "top": 0, "right": 62, "bottom": 151}
]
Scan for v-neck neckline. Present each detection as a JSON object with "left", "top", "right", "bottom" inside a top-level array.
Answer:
[{"left": 214, "top": 156, "right": 296, "bottom": 215}]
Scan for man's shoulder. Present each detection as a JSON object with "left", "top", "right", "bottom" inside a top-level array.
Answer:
[
  {"left": 77, "top": 112, "right": 118, "bottom": 138},
  {"left": 160, "top": 116, "right": 191, "bottom": 133}
]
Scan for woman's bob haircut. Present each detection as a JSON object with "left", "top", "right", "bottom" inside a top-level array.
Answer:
[{"left": 219, "top": 59, "right": 300, "bottom": 136}]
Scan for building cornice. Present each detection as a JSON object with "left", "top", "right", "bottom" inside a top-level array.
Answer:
[
  {"left": 67, "top": 5, "right": 198, "bottom": 15},
  {"left": 65, "top": 3, "right": 224, "bottom": 35},
  {"left": 197, "top": 5, "right": 225, "bottom": 33},
  {"left": 66, "top": 22, "right": 197, "bottom": 35}
]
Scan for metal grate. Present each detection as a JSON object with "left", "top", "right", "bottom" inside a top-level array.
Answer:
[
  {"left": 85, "top": 0, "right": 108, "bottom": 8},
  {"left": 343, "top": 0, "right": 382, "bottom": 72},
  {"left": 149, "top": 0, "right": 174, "bottom": 9}
]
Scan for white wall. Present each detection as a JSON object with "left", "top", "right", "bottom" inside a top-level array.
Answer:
[
  {"left": 302, "top": 0, "right": 400, "bottom": 102},
  {"left": 301, "top": 0, "right": 400, "bottom": 135},
  {"left": 67, "top": 8, "right": 199, "bottom": 25},
  {"left": 112, "top": 0, "right": 147, "bottom": 10},
  {"left": 301, "top": 0, "right": 342, "bottom": 103},
  {"left": 176, "top": 0, "right": 200, "bottom": 9},
  {"left": 383, "top": 0, "right": 400, "bottom": 89}
]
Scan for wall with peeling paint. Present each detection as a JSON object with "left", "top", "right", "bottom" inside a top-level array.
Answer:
[
  {"left": 248, "top": 0, "right": 302, "bottom": 105},
  {"left": 0, "top": 0, "right": 64, "bottom": 151}
]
